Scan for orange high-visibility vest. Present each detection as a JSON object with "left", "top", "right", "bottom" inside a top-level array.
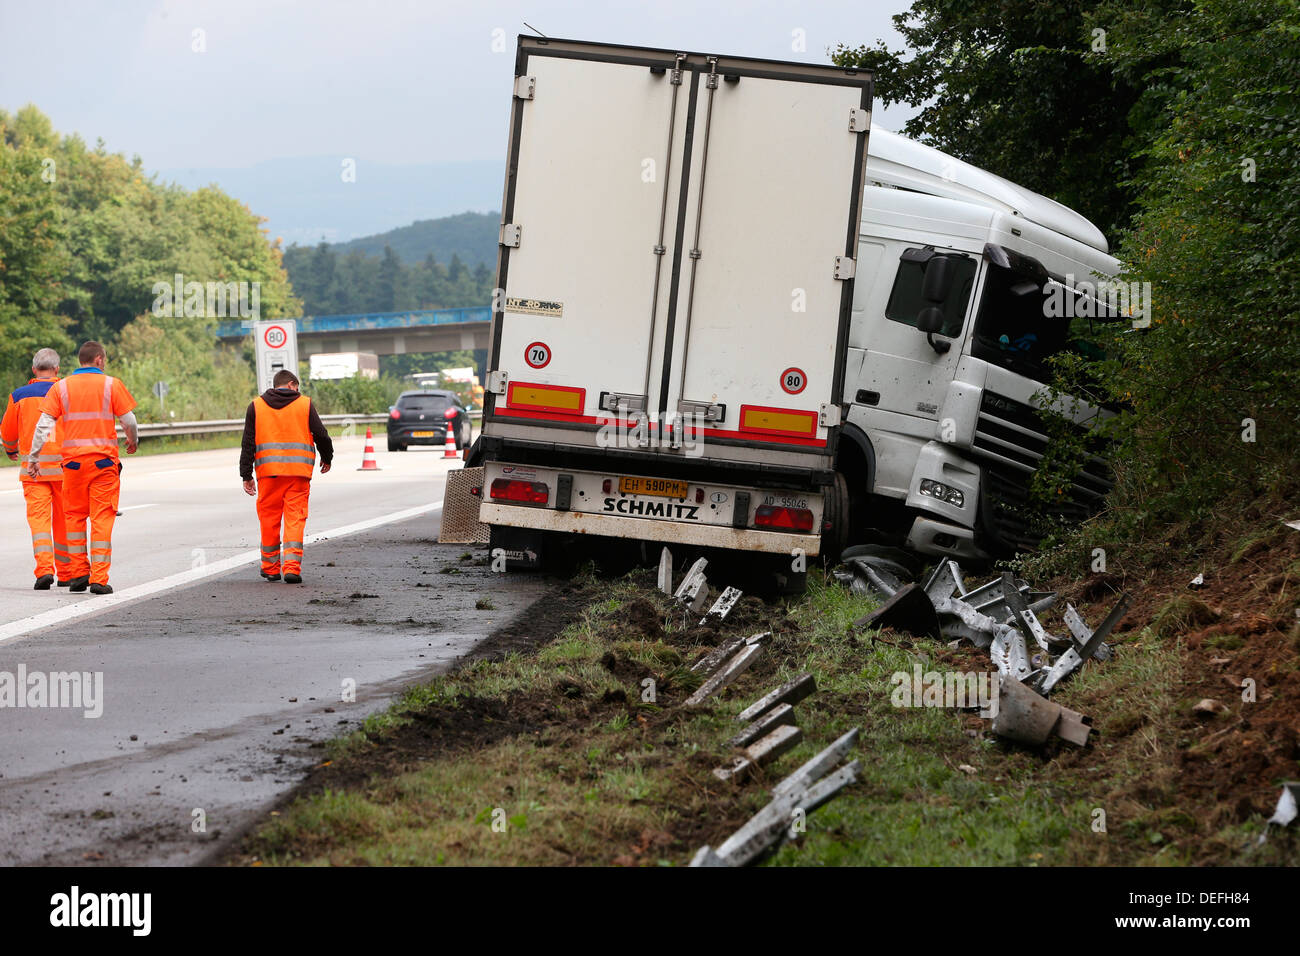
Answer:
[
  {"left": 55, "top": 372, "right": 122, "bottom": 461},
  {"left": 253, "top": 396, "right": 316, "bottom": 479},
  {"left": 1, "top": 379, "right": 64, "bottom": 481}
]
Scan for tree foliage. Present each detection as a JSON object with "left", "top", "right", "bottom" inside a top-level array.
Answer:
[
  {"left": 830, "top": 0, "right": 1178, "bottom": 237},
  {"left": 0, "top": 105, "right": 299, "bottom": 398},
  {"left": 283, "top": 242, "right": 494, "bottom": 316}
]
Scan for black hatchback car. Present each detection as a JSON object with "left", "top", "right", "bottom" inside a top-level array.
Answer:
[{"left": 387, "top": 389, "right": 472, "bottom": 451}]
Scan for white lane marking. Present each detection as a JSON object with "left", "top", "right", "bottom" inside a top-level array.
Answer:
[
  {"left": 0, "top": 502, "right": 442, "bottom": 644},
  {"left": 0, "top": 488, "right": 21, "bottom": 496},
  {"left": 119, "top": 503, "right": 158, "bottom": 512},
  {"left": 144, "top": 468, "right": 195, "bottom": 477}
]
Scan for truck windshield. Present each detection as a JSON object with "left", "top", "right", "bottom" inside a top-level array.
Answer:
[{"left": 971, "top": 263, "right": 1111, "bottom": 381}]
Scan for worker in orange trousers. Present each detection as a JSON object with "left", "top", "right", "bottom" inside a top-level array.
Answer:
[
  {"left": 2, "top": 348, "right": 69, "bottom": 589},
  {"left": 29, "top": 341, "right": 138, "bottom": 595},
  {"left": 240, "top": 369, "right": 333, "bottom": 583}
]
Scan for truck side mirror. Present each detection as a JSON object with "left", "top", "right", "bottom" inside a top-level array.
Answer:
[
  {"left": 917, "top": 306, "right": 951, "bottom": 354},
  {"left": 921, "top": 256, "right": 956, "bottom": 302}
]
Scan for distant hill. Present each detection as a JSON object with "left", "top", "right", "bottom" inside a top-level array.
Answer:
[{"left": 331, "top": 211, "right": 500, "bottom": 267}]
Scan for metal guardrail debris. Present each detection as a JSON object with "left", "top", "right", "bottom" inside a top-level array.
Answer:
[
  {"left": 842, "top": 550, "right": 1133, "bottom": 748},
  {"left": 692, "top": 728, "right": 861, "bottom": 867}
]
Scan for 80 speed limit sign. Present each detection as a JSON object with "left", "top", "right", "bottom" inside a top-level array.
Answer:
[{"left": 780, "top": 367, "right": 807, "bottom": 394}]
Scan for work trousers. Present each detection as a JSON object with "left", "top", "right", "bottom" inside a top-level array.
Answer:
[
  {"left": 257, "top": 475, "right": 310, "bottom": 575},
  {"left": 22, "top": 480, "right": 68, "bottom": 579},
  {"left": 62, "top": 457, "right": 120, "bottom": 585}
]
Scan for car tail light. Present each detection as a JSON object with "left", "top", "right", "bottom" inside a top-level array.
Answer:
[
  {"left": 389, "top": 408, "right": 401, "bottom": 419},
  {"left": 489, "top": 478, "right": 549, "bottom": 504},
  {"left": 444, "top": 407, "right": 457, "bottom": 420},
  {"left": 754, "top": 504, "right": 814, "bottom": 532}
]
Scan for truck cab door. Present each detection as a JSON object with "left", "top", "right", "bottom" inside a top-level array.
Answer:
[{"left": 850, "top": 240, "right": 977, "bottom": 424}]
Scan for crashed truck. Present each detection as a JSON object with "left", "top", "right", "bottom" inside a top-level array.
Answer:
[{"left": 449, "top": 37, "right": 1122, "bottom": 580}]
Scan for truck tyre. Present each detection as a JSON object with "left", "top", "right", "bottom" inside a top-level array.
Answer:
[
  {"left": 820, "top": 472, "right": 852, "bottom": 562},
  {"left": 839, "top": 543, "right": 922, "bottom": 579}
]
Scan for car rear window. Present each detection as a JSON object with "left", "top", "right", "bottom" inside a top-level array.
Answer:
[{"left": 400, "top": 395, "right": 452, "bottom": 412}]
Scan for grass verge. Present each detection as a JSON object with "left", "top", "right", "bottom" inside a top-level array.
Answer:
[{"left": 231, "top": 555, "right": 1298, "bottom": 866}]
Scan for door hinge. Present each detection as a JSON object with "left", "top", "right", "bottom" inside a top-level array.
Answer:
[
  {"left": 678, "top": 399, "right": 726, "bottom": 423},
  {"left": 487, "top": 370, "right": 509, "bottom": 394},
  {"left": 670, "top": 53, "right": 686, "bottom": 86},
  {"left": 834, "top": 256, "right": 855, "bottom": 280},
  {"left": 514, "top": 75, "right": 536, "bottom": 100},
  {"left": 499, "top": 223, "right": 521, "bottom": 248},
  {"left": 819, "top": 404, "right": 843, "bottom": 427},
  {"left": 848, "top": 108, "right": 870, "bottom": 133},
  {"left": 599, "top": 391, "right": 647, "bottom": 414}
]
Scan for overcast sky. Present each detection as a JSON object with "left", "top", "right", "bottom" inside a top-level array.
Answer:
[{"left": 1, "top": 0, "right": 916, "bottom": 169}]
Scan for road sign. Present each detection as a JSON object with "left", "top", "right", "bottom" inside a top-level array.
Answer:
[
  {"left": 253, "top": 320, "right": 298, "bottom": 393},
  {"left": 152, "top": 381, "right": 169, "bottom": 398}
]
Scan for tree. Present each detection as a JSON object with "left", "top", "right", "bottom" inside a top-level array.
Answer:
[
  {"left": 830, "top": 0, "right": 1175, "bottom": 237},
  {"left": 0, "top": 112, "right": 72, "bottom": 391}
]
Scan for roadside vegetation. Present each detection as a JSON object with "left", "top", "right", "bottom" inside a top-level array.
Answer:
[{"left": 234, "top": 551, "right": 1297, "bottom": 866}]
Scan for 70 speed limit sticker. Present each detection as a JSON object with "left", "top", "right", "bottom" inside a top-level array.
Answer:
[
  {"left": 780, "top": 367, "right": 807, "bottom": 394},
  {"left": 524, "top": 341, "right": 552, "bottom": 369}
]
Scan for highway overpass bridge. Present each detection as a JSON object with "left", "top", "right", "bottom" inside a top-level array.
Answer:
[{"left": 215, "top": 308, "right": 491, "bottom": 364}]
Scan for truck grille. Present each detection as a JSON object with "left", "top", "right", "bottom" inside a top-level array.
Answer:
[{"left": 972, "top": 390, "right": 1113, "bottom": 551}]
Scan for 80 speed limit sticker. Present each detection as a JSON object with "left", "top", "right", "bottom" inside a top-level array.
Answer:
[{"left": 780, "top": 367, "right": 807, "bottom": 394}]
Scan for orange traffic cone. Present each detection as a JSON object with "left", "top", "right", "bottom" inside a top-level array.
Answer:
[
  {"left": 442, "top": 422, "right": 459, "bottom": 459},
  {"left": 358, "top": 427, "right": 381, "bottom": 471}
]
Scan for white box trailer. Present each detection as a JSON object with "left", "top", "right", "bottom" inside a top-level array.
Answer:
[{"left": 472, "top": 37, "right": 872, "bottom": 569}]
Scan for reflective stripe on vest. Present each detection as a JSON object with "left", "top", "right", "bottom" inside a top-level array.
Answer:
[
  {"left": 253, "top": 396, "right": 315, "bottom": 479},
  {"left": 59, "top": 375, "right": 117, "bottom": 459}
]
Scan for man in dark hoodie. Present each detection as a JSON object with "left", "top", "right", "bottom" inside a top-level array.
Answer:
[{"left": 239, "top": 370, "right": 334, "bottom": 583}]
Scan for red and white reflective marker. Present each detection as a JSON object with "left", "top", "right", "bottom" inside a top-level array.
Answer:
[
  {"left": 524, "top": 341, "right": 552, "bottom": 369},
  {"left": 780, "top": 367, "right": 807, "bottom": 394},
  {"left": 263, "top": 325, "right": 288, "bottom": 349}
]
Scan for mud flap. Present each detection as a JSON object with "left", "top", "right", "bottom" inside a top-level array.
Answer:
[{"left": 488, "top": 524, "right": 546, "bottom": 571}]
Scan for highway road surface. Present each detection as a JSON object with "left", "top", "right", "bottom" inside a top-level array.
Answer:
[{"left": 0, "top": 437, "right": 549, "bottom": 865}]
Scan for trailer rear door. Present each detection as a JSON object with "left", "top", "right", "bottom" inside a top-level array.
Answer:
[{"left": 487, "top": 39, "right": 871, "bottom": 466}]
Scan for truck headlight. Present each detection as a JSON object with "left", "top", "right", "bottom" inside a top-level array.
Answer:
[{"left": 919, "top": 478, "right": 964, "bottom": 508}]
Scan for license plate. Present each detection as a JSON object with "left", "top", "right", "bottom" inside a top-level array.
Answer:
[
  {"left": 412, "top": 431, "right": 436, "bottom": 438},
  {"left": 618, "top": 476, "right": 689, "bottom": 498}
]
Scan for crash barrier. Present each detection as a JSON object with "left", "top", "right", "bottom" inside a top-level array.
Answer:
[{"left": 121, "top": 410, "right": 481, "bottom": 441}]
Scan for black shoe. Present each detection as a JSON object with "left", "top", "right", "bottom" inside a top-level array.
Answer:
[
  {"left": 57, "top": 579, "right": 72, "bottom": 587},
  {"left": 34, "top": 575, "right": 54, "bottom": 590},
  {"left": 89, "top": 583, "right": 113, "bottom": 595},
  {"left": 283, "top": 573, "right": 302, "bottom": 584},
  {"left": 67, "top": 576, "right": 90, "bottom": 592},
  {"left": 261, "top": 572, "right": 281, "bottom": 582}
]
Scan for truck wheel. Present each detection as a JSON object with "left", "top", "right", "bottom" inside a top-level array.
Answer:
[
  {"left": 839, "top": 543, "right": 922, "bottom": 579},
  {"left": 820, "top": 472, "right": 852, "bottom": 562}
]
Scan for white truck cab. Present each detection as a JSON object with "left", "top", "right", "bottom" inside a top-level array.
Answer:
[{"left": 842, "top": 128, "right": 1120, "bottom": 561}]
